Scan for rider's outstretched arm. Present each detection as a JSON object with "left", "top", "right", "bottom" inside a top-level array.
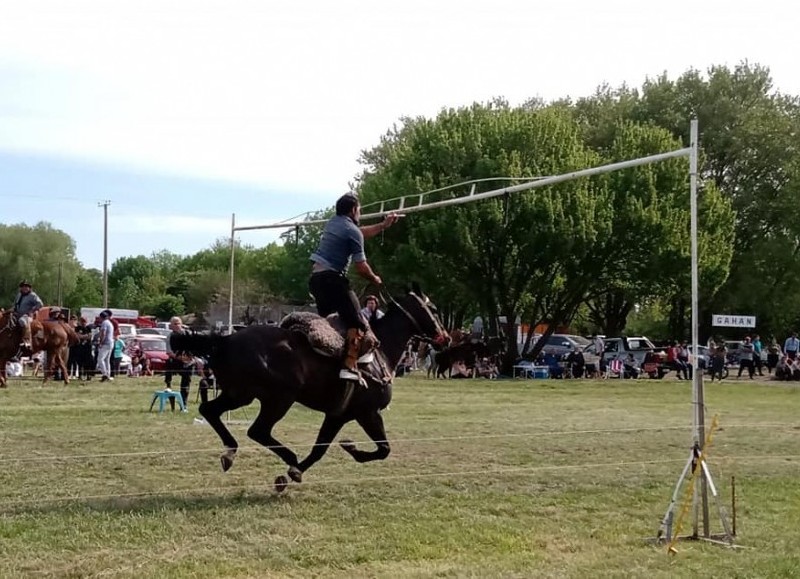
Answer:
[
  {"left": 354, "top": 261, "right": 381, "bottom": 286},
  {"left": 360, "top": 212, "right": 402, "bottom": 240}
]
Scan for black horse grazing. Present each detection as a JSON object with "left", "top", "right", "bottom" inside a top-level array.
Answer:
[{"left": 170, "top": 286, "right": 449, "bottom": 491}]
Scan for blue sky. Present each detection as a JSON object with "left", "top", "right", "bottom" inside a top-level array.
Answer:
[{"left": 1, "top": 0, "right": 797, "bottom": 270}]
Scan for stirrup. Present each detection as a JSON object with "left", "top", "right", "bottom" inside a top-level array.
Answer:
[
  {"left": 357, "top": 352, "right": 374, "bottom": 364},
  {"left": 339, "top": 368, "right": 361, "bottom": 381}
]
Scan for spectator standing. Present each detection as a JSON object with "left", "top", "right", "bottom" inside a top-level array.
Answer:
[
  {"left": 737, "top": 336, "right": 755, "bottom": 379},
  {"left": 766, "top": 338, "right": 781, "bottom": 374},
  {"left": 111, "top": 335, "right": 125, "bottom": 377},
  {"left": 165, "top": 316, "right": 191, "bottom": 411},
  {"left": 784, "top": 332, "right": 799, "bottom": 360},
  {"left": 752, "top": 334, "right": 764, "bottom": 376},
  {"left": 95, "top": 311, "right": 114, "bottom": 382}
]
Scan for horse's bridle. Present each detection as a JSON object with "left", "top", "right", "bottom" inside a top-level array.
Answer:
[{"left": 379, "top": 288, "right": 444, "bottom": 344}]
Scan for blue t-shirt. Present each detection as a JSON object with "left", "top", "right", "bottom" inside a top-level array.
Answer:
[
  {"left": 310, "top": 215, "right": 366, "bottom": 273},
  {"left": 113, "top": 337, "right": 125, "bottom": 358}
]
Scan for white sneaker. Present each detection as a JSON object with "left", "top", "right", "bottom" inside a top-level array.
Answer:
[{"left": 339, "top": 368, "right": 360, "bottom": 381}]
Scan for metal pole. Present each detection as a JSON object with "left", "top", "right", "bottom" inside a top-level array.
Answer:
[
  {"left": 232, "top": 147, "right": 693, "bottom": 232},
  {"left": 98, "top": 200, "right": 111, "bottom": 308},
  {"left": 228, "top": 213, "right": 236, "bottom": 334},
  {"left": 688, "top": 119, "right": 709, "bottom": 537}
]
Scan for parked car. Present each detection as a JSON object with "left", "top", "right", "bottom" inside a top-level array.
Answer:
[
  {"left": 137, "top": 328, "right": 171, "bottom": 338},
  {"left": 584, "top": 336, "right": 668, "bottom": 378},
  {"left": 539, "top": 334, "right": 591, "bottom": 358},
  {"left": 688, "top": 345, "right": 711, "bottom": 370},
  {"left": 124, "top": 335, "right": 169, "bottom": 372},
  {"left": 117, "top": 323, "right": 137, "bottom": 337},
  {"left": 118, "top": 352, "right": 131, "bottom": 375}
]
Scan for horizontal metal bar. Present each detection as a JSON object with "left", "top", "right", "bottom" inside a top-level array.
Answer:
[{"left": 233, "top": 147, "right": 691, "bottom": 232}]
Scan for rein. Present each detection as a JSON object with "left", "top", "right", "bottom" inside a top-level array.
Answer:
[{"left": 378, "top": 288, "right": 432, "bottom": 342}]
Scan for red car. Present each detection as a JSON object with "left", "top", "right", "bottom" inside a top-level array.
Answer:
[{"left": 124, "top": 336, "right": 169, "bottom": 372}]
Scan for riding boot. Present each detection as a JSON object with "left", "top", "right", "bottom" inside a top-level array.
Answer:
[
  {"left": 333, "top": 329, "right": 363, "bottom": 416},
  {"left": 339, "top": 328, "right": 363, "bottom": 382},
  {"left": 357, "top": 331, "right": 379, "bottom": 364}
]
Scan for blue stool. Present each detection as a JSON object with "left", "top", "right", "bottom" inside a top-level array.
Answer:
[{"left": 149, "top": 390, "right": 186, "bottom": 413}]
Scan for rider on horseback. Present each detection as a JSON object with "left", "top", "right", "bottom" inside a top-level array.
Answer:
[
  {"left": 309, "top": 193, "right": 400, "bottom": 384},
  {"left": 12, "top": 280, "right": 43, "bottom": 351}
]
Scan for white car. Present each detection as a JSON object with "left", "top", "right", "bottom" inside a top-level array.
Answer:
[{"left": 117, "top": 323, "right": 137, "bottom": 337}]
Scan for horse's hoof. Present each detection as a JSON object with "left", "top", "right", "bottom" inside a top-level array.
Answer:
[
  {"left": 220, "top": 449, "right": 236, "bottom": 472},
  {"left": 287, "top": 466, "right": 302, "bottom": 483},
  {"left": 274, "top": 475, "right": 289, "bottom": 493},
  {"left": 340, "top": 439, "right": 356, "bottom": 453}
]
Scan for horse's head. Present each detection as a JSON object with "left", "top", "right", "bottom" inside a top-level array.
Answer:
[{"left": 389, "top": 282, "right": 450, "bottom": 349}]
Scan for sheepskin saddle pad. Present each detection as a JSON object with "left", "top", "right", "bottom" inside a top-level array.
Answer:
[{"left": 280, "top": 311, "right": 378, "bottom": 358}]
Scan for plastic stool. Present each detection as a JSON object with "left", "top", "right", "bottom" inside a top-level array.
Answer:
[{"left": 149, "top": 389, "right": 186, "bottom": 413}]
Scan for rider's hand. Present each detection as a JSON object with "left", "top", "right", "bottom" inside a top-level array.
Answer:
[
  {"left": 372, "top": 275, "right": 383, "bottom": 286},
  {"left": 382, "top": 212, "right": 403, "bottom": 230}
]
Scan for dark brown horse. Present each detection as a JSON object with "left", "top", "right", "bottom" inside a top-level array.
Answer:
[{"left": 170, "top": 285, "right": 449, "bottom": 491}]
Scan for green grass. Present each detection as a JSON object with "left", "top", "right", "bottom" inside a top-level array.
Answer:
[{"left": 1, "top": 374, "right": 799, "bottom": 578}]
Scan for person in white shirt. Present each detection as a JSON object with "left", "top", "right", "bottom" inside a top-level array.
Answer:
[
  {"left": 95, "top": 311, "right": 115, "bottom": 382},
  {"left": 6, "top": 357, "right": 23, "bottom": 377},
  {"left": 784, "top": 332, "right": 799, "bottom": 360},
  {"left": 360, "top": 295, "right": 384, "bottom": 326},
  {"left": 127, "top": 356, "right": 142, "bottom": 377}
]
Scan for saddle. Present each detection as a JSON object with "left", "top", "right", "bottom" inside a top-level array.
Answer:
[
  {"left": 280, "top": 312, "right": 391, "bottom": 384},
  {"left": 279, "top": 312, "right": 376, "bottom": 358}
]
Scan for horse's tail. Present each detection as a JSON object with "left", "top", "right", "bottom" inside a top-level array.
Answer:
[{"left": 169, "top": 332, "right": 222, "bottom": 359}]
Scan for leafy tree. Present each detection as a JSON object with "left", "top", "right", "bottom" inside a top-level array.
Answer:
[
  {"left": 358, "top": 102, "right": 612, "bottom": 368},
  {"left": 108, "top": 255, "right": 155, "bottom": 289},
  {"left": 0, "top": 222, "right": 82, "bottom": 306},
  {"left": 113, "top": 276, "right": 140, "bottom": 309},
  {"left": 64, "top": 268, "right": 103, "bottom": 310},
  {"left": 141, "top": 294, "right": 185, "bottom": 320},
  {"left": 632, "top": 62, "right": 800, "bottom": 338},
  {"left": 567, "top": 97, "right": 735, "bottom": 336}
]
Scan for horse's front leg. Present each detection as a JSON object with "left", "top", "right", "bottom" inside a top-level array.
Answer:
[
  {"left": 58, "top": 350, "right": 70, "bottom": 385},
  {"left": 41, "top": 353, "right": 52, "bottom": 384},
  {"left": 199, "top": 392, "right": 252, "bottom": 472},
  {"left": 245, "top": 394, "right": 302, "bottom": 489},
  {"left": 294, "top": 414, "right": 348, "bottom": 480},
  {"left": 340, "top": 409, "right": 390, "bottom": 463}
]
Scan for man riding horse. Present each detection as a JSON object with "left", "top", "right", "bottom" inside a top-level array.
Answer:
[
  {"left": 308, "top": 193, "right": 401, "bottom": 395},
  {"left": 12, "top": 280, "right": 43, "bottom": 352}
]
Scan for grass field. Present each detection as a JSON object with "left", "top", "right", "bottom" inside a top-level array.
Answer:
[{"left": 1, "top": 373, "right": 799, "bottom": 578}]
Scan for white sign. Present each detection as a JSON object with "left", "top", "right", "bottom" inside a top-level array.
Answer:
[{"left": 712, "top": 314, "right": 756, "bottom": 328}]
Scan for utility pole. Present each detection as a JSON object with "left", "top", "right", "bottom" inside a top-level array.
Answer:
[{"left": 98, "top": 200, "right": 111, "bottom": 308}]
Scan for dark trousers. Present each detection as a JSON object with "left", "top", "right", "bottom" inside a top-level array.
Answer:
[
  {"left": 738, "top": 359, "right": 754, "bottom": 378},
  {"left": 308, "top": 271, "right": 366, "bottom": 331},
  {"left": 199, "top": 377, "right": 214, "bottom": 404},
  {"left": 753, "top": 354, "right": 764, "bottom": 375},
  {"left": 767, "top": 353, "right": 779, "bottom": 373},
  {"left": 111, "top": 356, "right": 122, "bottom": 377},
  {"left": 165, "top": 357, "right": 192, "bottom": 407}
]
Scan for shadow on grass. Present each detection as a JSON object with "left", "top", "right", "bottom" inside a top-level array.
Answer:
[{"left": 0, "top": 487, "right": 296, "bottom": 517}]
